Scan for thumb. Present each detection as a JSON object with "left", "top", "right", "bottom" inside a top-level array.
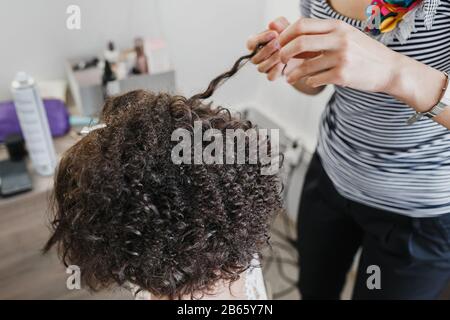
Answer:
[{"left": 269, "top": 17, "right": 290, "bottom": 33}]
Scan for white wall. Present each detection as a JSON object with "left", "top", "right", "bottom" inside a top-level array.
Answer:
[
  {"left": 256, "top": 0, "right": 332, "bottom": 152},
  {"left": 0, "top": 0, "right": 164, "bottom": 100},
  {"left": 156, "top": 0, "right": 265, "bottom": 106}
]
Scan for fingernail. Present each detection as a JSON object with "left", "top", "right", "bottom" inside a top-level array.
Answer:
[
  {"left": 274, "top": 40, "right": 281, "bottom": 50},
  {"left": 267, "top": 32, "right": 276, "bottom": 40}
]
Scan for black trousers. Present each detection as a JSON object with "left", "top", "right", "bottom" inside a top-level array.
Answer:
[{"left": 297, "top": 152, "right": 450, "bottom": 300}]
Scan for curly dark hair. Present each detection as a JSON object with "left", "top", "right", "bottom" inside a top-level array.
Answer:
[{"left": 44, "top": 46, "right": 282, "bottom": 299}]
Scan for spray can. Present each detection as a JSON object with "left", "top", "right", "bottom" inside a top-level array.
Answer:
[{"left": 11, "top": 72, "right": 57, "bottom": 176}]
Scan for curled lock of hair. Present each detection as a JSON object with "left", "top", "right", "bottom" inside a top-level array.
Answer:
[{"left": 188, "top": 44, "right": 265, "bottom": 103}]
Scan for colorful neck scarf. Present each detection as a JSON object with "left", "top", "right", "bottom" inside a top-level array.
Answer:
[{"left": 365, "top": 0, "right": 423, "bottom": 35}]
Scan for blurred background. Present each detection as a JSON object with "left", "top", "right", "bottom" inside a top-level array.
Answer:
[{"left": 0, "top": 0, "right": 337, "bottom": 299}]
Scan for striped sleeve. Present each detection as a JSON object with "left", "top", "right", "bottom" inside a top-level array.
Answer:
[{"left": 299, "top": 0, "right": 311, "bottom": 17}]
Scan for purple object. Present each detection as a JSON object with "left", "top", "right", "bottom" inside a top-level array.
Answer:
[{"left": 0, "top": 99, "right": 70, "bottom": 143}]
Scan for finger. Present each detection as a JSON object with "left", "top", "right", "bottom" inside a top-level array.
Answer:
[
  {"left": 282, "top": 58, "right": 304, "bottom": 75},
  {"left": 286, "top": 53, "right": 339, "bottom": 84},
  {"left": 279, "top": 34, "right": 340, "bottom": 64},
  {"left": 267, "top": 63, "right": 284, "bottom": 81},
  {"left": 257, "top": 51, "right": 281, "bottom": 73},
  {"left": 247, "top": 30, "right": 278, "bottom": 51},
  {"left": 251, "top": 38, "right": 280, "bottom": 65},
  {"left": 269, "top": 16, "right": 290, "bottom": 33},
  {"left": 306, "top": 67, "right": 344, "bottom": 88},
  {"left": 279, "top": 18, "right": 339, "bottom": 47},
  {"left": 295, "top": 51, "right": 323, "bottom": 59}
]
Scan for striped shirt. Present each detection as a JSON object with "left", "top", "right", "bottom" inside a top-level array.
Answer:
[{"left": 300, "top": 0, "right": 450, "bottom": 217}]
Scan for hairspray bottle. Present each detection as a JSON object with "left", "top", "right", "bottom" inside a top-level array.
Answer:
[{"left": 11, "top": 72, "right": 57, "bottom": 176}]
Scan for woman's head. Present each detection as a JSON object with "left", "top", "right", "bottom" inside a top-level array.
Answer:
[{"left": 45, "top": 89, "right": 282, "bottom": 299}]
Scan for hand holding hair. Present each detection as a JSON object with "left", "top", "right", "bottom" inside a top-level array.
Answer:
[
  {"left": 277, "top": 18, "right": 449, "bottom": 128},
  {"left": 246, "top": 17, "right": 291, "bottom": 81}
]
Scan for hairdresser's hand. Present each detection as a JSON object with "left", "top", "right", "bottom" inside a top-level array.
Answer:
[
  {"left": 247, "top": 17, "right": 291, "bottom": 81},
  {"left": 278, "top": 18, "right": 401, "bottom": 93}
]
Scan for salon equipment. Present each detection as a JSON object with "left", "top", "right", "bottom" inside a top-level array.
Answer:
[
  {"left": 69, "top": 115, "right": 99, "bottom": 127},
  {"left": 144, "top": 39, "right": 171, "bottom": 74},
  {"left": 11, "top": 72, "right": 57, "bottom": 176},
  {"left": 0, "top": 98, "right": 70, "bottom": 143},
  {"left": 80, "top": 123, "right": 107, "bottom": 136},
  {"left": 73, "top": 57, "right": 100, "bottom": 71},
  {"left": 104, "top": 41, "right": 119, "bottom": 64},
  {"left": 0, "top": 159, "right": 32, "bottom": 197},
  {"left": 132, "top": 38, "right": 149, "bottom": 75},
  {"left": 37, "top": 80, "right": 68, "bottom": 103},
  {"left": 67, "top": 57, "right": 176, "bottom": 116},
  {"left": 102, "top": 60, "right": 120, "bottom": 98},
  {"left": 5, "top": 134, "right": 26, "bottom": 161}
]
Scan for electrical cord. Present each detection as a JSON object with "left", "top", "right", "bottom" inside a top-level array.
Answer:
[
  {"left": 263, "top": 243, "right": 299, "bottom": 300},
  {"left": 263, "top": 224, "right": 300, "bottom": 299},
  {"left": 241, "top": 110, "right": 305, "bottom": 299},
  {"left": 281, "top": 139, "right": 304, "bottom": 246},
  {"left": 272, "top": 285, "right": 298, "bottom": 300},
  {"left": 264, "top": 140, "right": 306, "bottom": 299},
  {"left": 253, "top": 140, "right": 301, "bottom": 298}
]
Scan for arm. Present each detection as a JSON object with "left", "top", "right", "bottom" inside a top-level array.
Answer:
[
  {"left": 278, "top": 18, "right": 450, "bottom": 129},
  {"left": 389, "top": 55, "right": 450, "bottom": 128},
  {"left": 291, "top": 72, "right": 326, "bottom": 95}
]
